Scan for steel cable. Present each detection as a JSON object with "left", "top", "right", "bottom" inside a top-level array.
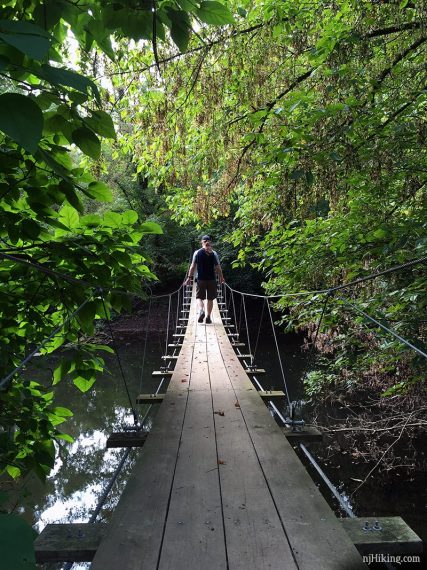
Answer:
[
  {"left": 266, "top": 300, "right": 291, "bottom": 407},
  {"left": 100, "top": 291, "right": 138, "bottom": 426},
  {"left": 241, "top": 294, "right": 253, "bottom": 360},
  {"left": 252, "top": 298, "right": 266, "bottom": 364},
  {"left": 339, "top": 296, "right": 427, "bottom": 359},
  {"left": 224, "top": 255, "right": 427, "bottom": 299}
]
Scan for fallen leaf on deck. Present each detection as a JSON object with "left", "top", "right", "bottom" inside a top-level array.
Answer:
[
  {"left": 234, "top": 401, "right": 240, "bottom": 408},
  {"left": 181, "top": 379, "right": 187, "bottom": 383},
  {"left": 214, "top": 410, "right": 225, "bottom": 416},
  {"left": 218, "top": 459, "right": 226, "bottom": 465}
]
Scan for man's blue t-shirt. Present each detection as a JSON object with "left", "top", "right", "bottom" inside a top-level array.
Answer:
[{"left": 193, "top": 248, "right": 219, "bottom": 281}]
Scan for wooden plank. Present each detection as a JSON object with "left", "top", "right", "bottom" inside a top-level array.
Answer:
[
  {"left": 205, "top": 325, "right": 298, "bottom": 570},
  {"left": 243, "top": 368, "right": 265, "bottom": 374},
  {"left": 136, "top": 393, "right": 165, "bottom": 404},
  {"left": 158, "top": 307, "right": 227, "bottom": 570},
  {"left": 339, "top": 517, "right": 423, "bottom": 556},
  {"left": 92, "top": 287, "right": 198, "bottom": 570},
  {"left": 168, "top": 343, "right": 183, "bottom": 347},
  {"left": 236, "top": 354, "right": 253, "bottom": 359},
  {"left": 212, "top": 303, "right": 365, "bottom": 570},
  {"left": 34, "top": 523, "right": 107, "bottom": 562},
  {"left": 106, "top": 432, "right": 149, "bottom": 448},
  {"left": 282, "top": 426, "right": 323, "bottom": 443},
  {"left": 152, "top": 370, "right": 173, "bottom": 376},
  {"left": 161, "top": 355, "right": 179, "bottom": 359},
  {"left": 259, "top": 390, "right": 285, "bottom": 398},
  {"left": 173, "top": 333, "right": 185, "bottom": 337}
]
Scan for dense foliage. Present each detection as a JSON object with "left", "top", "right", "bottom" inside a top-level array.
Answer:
[{"left": 112, "top": 0, "right": 426, "bottom": 396}]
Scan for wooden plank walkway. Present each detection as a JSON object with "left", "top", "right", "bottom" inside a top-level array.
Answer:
[{"left": 92, "top": 289, "right": 365, "bottom": 570}]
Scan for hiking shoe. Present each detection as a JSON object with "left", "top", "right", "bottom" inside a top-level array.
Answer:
[
  {"left": 198, "top": 311, "right": 205, "bottom": 323},
  {"left": 205, "top": 315, "right": 212, "bottom": 324}
]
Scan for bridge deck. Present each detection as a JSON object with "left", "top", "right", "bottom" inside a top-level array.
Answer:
[{"left": 92, "top": 291, "right": 365, "bottom": 570}]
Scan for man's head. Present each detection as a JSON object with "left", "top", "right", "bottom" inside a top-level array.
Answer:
[{"left": 201, "top": 235, "right": 213, "bottom": 251}]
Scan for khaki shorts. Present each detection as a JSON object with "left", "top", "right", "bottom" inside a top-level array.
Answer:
[{"left": 196, "top": 280, "right": 217, "bottom": 300}]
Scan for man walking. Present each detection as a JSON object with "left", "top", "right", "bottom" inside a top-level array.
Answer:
[{"left": 184, "top": 236, "right": 224, "bottom": 324}]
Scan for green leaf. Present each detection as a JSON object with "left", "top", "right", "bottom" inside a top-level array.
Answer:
[
  {"left": 373, "top": 228, "right": 388, "bottom": 239},
  {"left": 168, "top": 9, "right": 191, "bottom": 52},
  {"left": 197, "top": 1, "right": 235, "bottom": 25},
  {"left": 178, "top": 0, "right": 198, "bottom": 11},
  {"left": 0, "top": 19, "right": 50, "bottom": 37},
  {"left": 140, "top": 221, "right": 163, "bottom": 234},
  {"left": 55, "top": 433, "right": 74, "bottom": 443},
  {"left": 0, "top": 514, "right": 36, "bottom": 570},
  {"left": 85, "top": 181, "right": 113, "bottom": 201},
  {"left": 22, "top": 219, "right": 41, "bottom": 240},
  {"left": 73, "top": 375, "right": 96, "bottom": 392},
  {"left": 53, "top": 361, "right": 72, "bottom": 385},
  {"left": 0, "top": 19, "right": 51, "bottom": 60},
  {"left": 91, "top": 343, "right": 115, "bottom": 353},
  {"left": 85, "top": 110, "right": 115, "bottom": 139},
  {"left": 80, "top": 214, "right": 102, "bottom": 227},
  {"left": 72, "top": 127, "right": 101, "bottom": 160},
  {"left": 5, "top": 465, "right": 21, "bottom": 479},
  {"left": 40, "top": 64, "right": 100, "bottom": 103},
  {"left": 0, "top": 93, "right": 43, "bottom": 153},
  {"left": 122, "top": 210, "right": 138, "bottom": 224},
  {"left": 78, "top": 301, "right": 96, "bottom": 334},
  {"left": 58, "top": 205, "right": 80, "bottom": 230},
  {"left": 51, "top": 406, "right": 73, "bottom": 418},
  {"left": 103, "top": 211, "right": 122, "bottom": 227},
  {"left": 126, "top": 13, "right": 153, "bottom": 41},
  {"left": 113, "top": 250, "right": 132, "bottom": 268}
]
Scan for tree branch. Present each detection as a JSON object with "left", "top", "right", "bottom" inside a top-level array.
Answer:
[
  {"left": 100, "top": 22, "right": 266, "bottom": 78},
  {"left": 364, "top": 21, "right": 423, "bottom": 38}
]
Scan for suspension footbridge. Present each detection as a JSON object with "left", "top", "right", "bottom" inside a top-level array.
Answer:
[
  {"left": 88, "top": 284, "right": 365, "bottom": 570},
  {"left": 2, "top": 253, "right": 424, "bottom": 567}
]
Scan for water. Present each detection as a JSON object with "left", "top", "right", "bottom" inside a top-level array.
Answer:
[{"left": 4, "top": 340, "right": 164, "bottom": 570}]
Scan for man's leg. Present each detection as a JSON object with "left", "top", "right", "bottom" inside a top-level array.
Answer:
[
  {"left": 196, "top": 281, "right": 206, "bottom": 322},
  {"left": 205, "top": 281, "right": 216, "bottom": 323},
  {"left": 197, "top": 297, "right": 205, "bottom": 322},
  {"left": 206, "top": 299, "right": 213, "bottom": 316}
]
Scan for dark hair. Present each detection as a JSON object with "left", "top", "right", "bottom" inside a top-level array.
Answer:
[{"left": 201, "top": 235, "right": 212, "bottom": 241}]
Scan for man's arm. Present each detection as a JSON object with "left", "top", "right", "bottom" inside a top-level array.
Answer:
[
  {"left": 184, "top": 254, "right": 197, "bottom": 285},
  {"left": 215, "top": 263, "right": 225, "bottom": 284}
]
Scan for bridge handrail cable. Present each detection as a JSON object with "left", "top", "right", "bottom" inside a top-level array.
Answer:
[{"left": 224, "top": 255, "right": 427, "bottom": 299}]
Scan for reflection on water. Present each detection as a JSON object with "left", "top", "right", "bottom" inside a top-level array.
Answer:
[{"left": 8, "top": 341, "right": 163, "bottom": 570}]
